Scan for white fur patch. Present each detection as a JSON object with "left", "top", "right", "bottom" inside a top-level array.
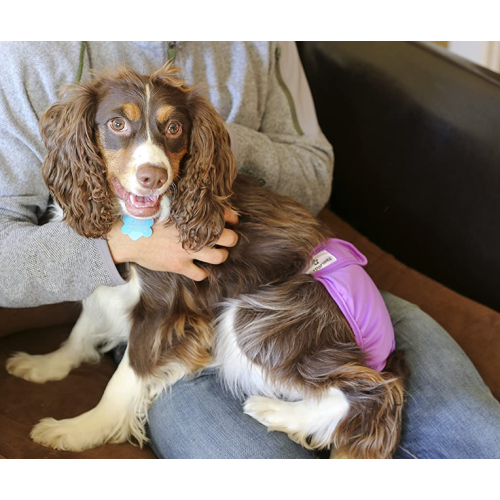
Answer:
[
  {"left": 156, "top": 194, "right": 172, "bottom": 221},
  {"left": 213, "top": 305, "right": 271, "bottom": 399},
  {"left": 145, "top": 83, "right": 152, "bottom": 140},
  {"left": 122, "top": 140, "right": 173, "bottom": 202},
  {"left": 48, "top": 202, "right": 64, "bottom": 222},
  {"left": 213, "top": 304, "right": 301, "bottom": 401},
  {"left": 130, "top": 141, "right": 171, "bottom": 172}
]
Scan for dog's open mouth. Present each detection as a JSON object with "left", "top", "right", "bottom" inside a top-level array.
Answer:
[{"left": 111, "top": 178, "right": 163, "bottom": 218}]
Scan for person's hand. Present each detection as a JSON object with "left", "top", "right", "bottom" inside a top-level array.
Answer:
[{"left": 107, "top": 210, "right": 239, "bottom": 281}]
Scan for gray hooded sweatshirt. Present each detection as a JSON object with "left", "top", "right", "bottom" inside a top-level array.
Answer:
[{"left": 0, "top": 41, "right": 333, "bottom": 307}]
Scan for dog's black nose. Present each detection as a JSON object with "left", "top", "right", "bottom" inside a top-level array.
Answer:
[{"left": 136, "top": 164, "right": 168, "bottom": 190}]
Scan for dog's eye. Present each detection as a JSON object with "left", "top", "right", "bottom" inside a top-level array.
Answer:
[
  {"left": 166, "top": 121, "right": 182, "bottom": 136},
  {"left": 109, "top": 118, "right": 127, "bottom": 132}
]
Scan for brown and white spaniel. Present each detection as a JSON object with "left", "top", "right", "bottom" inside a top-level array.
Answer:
[{"left": 6, "top": 63, "right": 407, "bottom": 458}]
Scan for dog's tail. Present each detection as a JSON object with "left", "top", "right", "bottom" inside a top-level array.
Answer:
[{"left": 330, "top": 349, "right": 409, "bottom": 459}]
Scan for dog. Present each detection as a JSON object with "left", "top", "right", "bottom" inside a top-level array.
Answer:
[{"left": 6, "top": 63, "right": 407, "bottom": 458}]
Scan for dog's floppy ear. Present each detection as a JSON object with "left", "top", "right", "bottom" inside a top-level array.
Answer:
[
  {"left": 40, "top": 81, "right": 115, "bottom": 239},
  {"left": 170, "top": 90, "right": 237, "bottom": 251}
]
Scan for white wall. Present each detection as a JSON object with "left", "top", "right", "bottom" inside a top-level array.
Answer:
[{"left": 449, "top": 41, "right": 500, "bottom": 72}]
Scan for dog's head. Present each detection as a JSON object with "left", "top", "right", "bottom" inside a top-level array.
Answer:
[{"left": 40, "top": 63, "right": 236, "bottom": 251}]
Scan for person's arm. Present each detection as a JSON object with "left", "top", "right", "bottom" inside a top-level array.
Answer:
[
  {"left": 0, "top": 42, "right": 238, "bottom": 308},
  {"left": 0, "top": 42, "right": 128, "bottom": 308},
  {"left": 225, "top": 41, "right": 334, "bottom": 216}
]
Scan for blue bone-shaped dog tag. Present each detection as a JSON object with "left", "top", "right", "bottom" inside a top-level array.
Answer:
[{"left": 121, "top": 216, "right": 154, "bottom": 241}]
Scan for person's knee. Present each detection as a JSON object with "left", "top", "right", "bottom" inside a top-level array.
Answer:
[
  {"left": 146, "top": 373, "right": 315, "bottom": 459},
  {"left": 147, "top": 411, "right": 315, "bottom": 459},
  {"left": 444, "top": 396, "right": 500, "bottom": 458},
  {"left": 403, "top": 390, "right": 500, "bottom": 459}
]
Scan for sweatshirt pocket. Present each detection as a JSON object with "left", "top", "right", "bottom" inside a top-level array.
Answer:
[{"left": 275, "top": 46, "right": 304, "bottom": 136}]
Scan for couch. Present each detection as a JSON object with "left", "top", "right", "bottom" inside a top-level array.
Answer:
[{"left": 1, "top": 41, "right": 499, "bottom": 458}]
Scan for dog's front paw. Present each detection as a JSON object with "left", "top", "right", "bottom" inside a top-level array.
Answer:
[
  {"left": 6, "top": 352, "right": 73, "bottom": 383},
  {"left": 31, "top": 417, "right": 94, "bottom": 451},
  {"left": 31, "top": 410, "right": 127, "bottom": 452}
]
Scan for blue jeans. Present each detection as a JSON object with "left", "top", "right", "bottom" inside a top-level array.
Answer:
[{"left": 134, "top": 292, "right": 500, "bottom": 458}]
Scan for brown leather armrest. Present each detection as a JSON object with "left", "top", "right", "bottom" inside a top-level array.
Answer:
[{"left": 0, "top": 302, "right": 81, "bottom": 338}]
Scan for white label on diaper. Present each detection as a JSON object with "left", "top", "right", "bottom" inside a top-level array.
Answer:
[{"left": 305, "top": 250, "right": 337, "bottom": 274}]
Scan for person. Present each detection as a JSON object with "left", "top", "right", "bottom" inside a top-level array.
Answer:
[{"left": 1, "top": 41, "right": 499, "bottom": 458}]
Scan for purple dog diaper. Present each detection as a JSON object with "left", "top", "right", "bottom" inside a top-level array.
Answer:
[{"left": 306, "top": 239, "right": 395, "bottom": 372}]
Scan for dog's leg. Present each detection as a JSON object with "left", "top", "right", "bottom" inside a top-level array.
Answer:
[
  {"left": 244, "top": 388, "right": 350, "bottom": 451},
  {"left": 6, "top": 269, "right": 141, "bottom": 383},
  {"left": 30, "top": 347, "right": 187, "bottom": 451},
  {"left": 30, "top": 347, "right": 144, "bottom": 451}
]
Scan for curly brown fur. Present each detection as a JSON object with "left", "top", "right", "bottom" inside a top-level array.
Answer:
[
  {"left": 170, "top": 90, "right": 236, "bottom": 251},
  {"left": 331, "top": 351, "right": 408, "bottom": 459},
  {"left": 40, "top": 81, "right": 115, "bottom": 238}
]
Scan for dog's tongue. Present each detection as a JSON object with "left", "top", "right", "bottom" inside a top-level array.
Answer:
[{"left": 129, "top": 193, "right": 159, "bottom": 208}]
